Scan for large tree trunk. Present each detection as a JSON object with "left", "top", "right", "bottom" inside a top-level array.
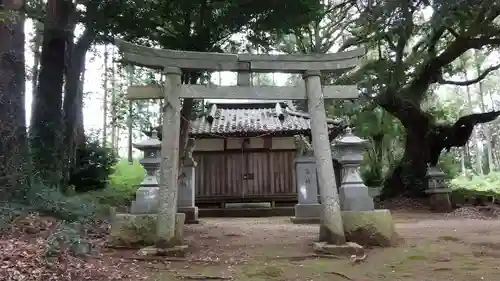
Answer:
[
  {"left": 378, "top": 89, "right": 434, "bottom": 198},
  {"left": 382, "top": 122, "right": 431, "bottom": 198},
  {"left": 62, "top": 28, "right": 94, "bottom": 185},
  {"left": 0, "top": 1, "right": 29, "bottom": 200},
  {"left": 30, "top": 0, "right": 73, "bottom": 187}
]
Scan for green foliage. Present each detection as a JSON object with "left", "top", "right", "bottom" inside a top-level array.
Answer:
[
  {"left": 450, "top": 172, "right": 500, "bottom": 195},
  {"left": 68, "top": 138, "right": 118, "bottom": 193},
  {"left": 437, "top": 153, "right": 461, "bottom": 179},
  {"left": 327, "top": 101, "right": 405, "bottom": 188},
  {"left": 80, "top": 159, "right": 145, "bottom": 208},
  {"left": 22, "top": 183, "right": 106, "bottom": 221},
  {"left": 0, "top": 181, "right": 108, "bottom": 232},
  {"left": 449, "top": 171, "right": 500, "bottom": 205}
]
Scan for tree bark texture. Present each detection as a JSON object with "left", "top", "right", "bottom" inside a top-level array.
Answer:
[
  {"left": 0, "top": 1, "right": 29, "bottom": 200},
  {"left": 30, "top": 0, "right": 73, "bottom": 187},
  {"left": 382, "top": 123, "right": 432, "bottom": 198},
  {"left": 61, "top": 26, "right": 92, "bottom": 186}
]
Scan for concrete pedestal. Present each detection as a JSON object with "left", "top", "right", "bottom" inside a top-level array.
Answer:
[
  {"left": 291, "top": 203, "right": 322, "bottom": 224},
  {"left": 130, "top": 185, "right": 159, "bottom": 214},
  {"left": 177, "top": 165, "right": 199, "bottom": 224},
  {"left": 291, "top": 157, "right": 321, "bottom": 224}
]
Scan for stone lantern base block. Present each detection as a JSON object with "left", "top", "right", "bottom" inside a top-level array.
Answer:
[
  {"left": 130, "top": 185, "right": 159, "bottom": 214},
  {"left": 339, "top": 185, "right": 375, "bottom": 211},
  {"left": 342, "top": 209, "right": 396, "bottom": 247},
  {"left": 130, "top": 200, "right": 158, "bottom": 214},
  {"left": 109, "top": 213, "right": 185, "bottom": 248},
  {"left": 290, "top": 203, "right": 321, "bottom": 224},
  {"left": 426, "top": 189, "right": 453, "bottom": 213},
  {"left": 178, "top": 206, "right": 199, "bottom": 224}
]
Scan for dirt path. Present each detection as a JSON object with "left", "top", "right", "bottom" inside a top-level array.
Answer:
[{"left": 147, "top": 212, "right": 500, "bottom": 281}]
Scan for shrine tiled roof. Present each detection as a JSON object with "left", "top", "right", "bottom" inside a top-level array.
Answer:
[{"left": 189, "top": 101, "right": 345, "bottom": 138}]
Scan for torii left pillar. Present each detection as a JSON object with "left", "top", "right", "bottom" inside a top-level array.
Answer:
[{"left": 156, "top": 67, "right": 183, "bottom": 247}]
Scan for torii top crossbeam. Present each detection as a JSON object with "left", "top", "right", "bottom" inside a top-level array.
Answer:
[{"left": 115, "top": 39, "right": 365, "bottom": 74}]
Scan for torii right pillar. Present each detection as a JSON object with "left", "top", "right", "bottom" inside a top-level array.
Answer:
[
  {"left": 303, "top": 70, "right": 345, "bottom": 245},
  {"left": 304, "top": 71, "right": 397, "bottom": 253}
]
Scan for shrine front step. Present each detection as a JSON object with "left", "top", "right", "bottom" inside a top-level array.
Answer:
[
  {"left": 178, "top": 206, "right": 199, "bottom": 224},
  {"left": 199, "top": 207, "right": 294, "bottom": 218}
]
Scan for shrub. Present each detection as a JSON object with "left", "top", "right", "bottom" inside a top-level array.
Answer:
[
  {"left": 81, "top": 159, "right": 146, "bottom": 208},
  {"left": 23, "top": 182, "right": 107, "bottom": 221},
  {"left": 450, "top": 172, "right": 500, "bottom": 203},
  {"left": 68, "top": 138, "right": 118, "bottom": 193},
  {"left": 0, "top": 182, "right": 108, "bottom": 231}
]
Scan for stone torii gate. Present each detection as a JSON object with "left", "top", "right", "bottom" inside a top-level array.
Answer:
[{"left": 115, "top": 39, "right": 365, "bottom": 248}]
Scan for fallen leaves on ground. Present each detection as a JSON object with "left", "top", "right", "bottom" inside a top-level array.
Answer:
[{"left": 0, "top": 213, "right": 150, "bottom": 281}]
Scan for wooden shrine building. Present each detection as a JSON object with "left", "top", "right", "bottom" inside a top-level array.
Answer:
[{"left": 151, "top": 100, "right": 345, "bottom": 208}]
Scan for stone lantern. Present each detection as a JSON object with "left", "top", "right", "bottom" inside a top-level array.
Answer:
[
  {"left": 332, "top": 127, "right": 374, "bottom": 211},
  {"left": 426, "top": 166, "right": 452, "bottom": 212},
  {"left": 130, "top": 129, "right": 161, "bottom": 214}
]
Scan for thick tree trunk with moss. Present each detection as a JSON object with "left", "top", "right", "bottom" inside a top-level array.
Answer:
[
  {"left": 30, "top": 0, "right": 73, "bottom": 187},
  {"left": 376, "top": 90, "right": 435, "bottom": 198},
  {"left": 382, "top": 124, "right": 432, "bottom": 198},
  {"left": 0, "top": 3, "right": 29, "bottom": 200}
]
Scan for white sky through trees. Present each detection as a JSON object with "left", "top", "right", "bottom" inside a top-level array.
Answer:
[{"left": 22, "top": 14, "right": 500, "bottom": 158}]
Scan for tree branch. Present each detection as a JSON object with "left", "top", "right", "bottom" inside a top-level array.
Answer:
[{"left": 438, "top": 62, "right": 500, "bottom": 86}]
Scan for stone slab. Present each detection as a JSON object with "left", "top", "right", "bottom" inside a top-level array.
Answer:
[
  {"left": 294, "top": 203, "right": 321, "bottom": 218},
  {"left": 108, "top": 213, "right": 185, "bottom": 247},
  {"left": 178, "top": 206, "right": 199, "bottom": 224},
  {"left": 137, "top": 245, "right": 188, "bottom": 257},
  {"left": 295, "top": 159, "right": 319, "bottom": 204},
  {"left": 342, "top": 209, "right": 396, "bottom": 247},
  {"left": 178, "top": 166, "right": 196, "bottom": 207},
  {"left": 199, "top": 207, "right": 294, "bottom": 218},
  {"left": 290, "top": 217, "right": 320, "bottom": 224},
  {"left": 174, "top": 213, "right": 186, "bottom": 245},
  {"left": 312, "top": 241, "right": 364, "bottom": 256},
  {"left": 225, "top": 202, "right": 271, "bottom": 208}
]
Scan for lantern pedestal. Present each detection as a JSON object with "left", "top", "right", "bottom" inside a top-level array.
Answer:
[{"left": 178, "top": 164, "right": 199, "bottom": 224}]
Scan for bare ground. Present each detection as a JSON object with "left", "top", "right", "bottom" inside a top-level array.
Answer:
[
  {"left": 6, "top": 206, "right": 500, "bottom": 281},
  {"left": 140, "top": 210, "right": 500, "bottom": 281}
]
